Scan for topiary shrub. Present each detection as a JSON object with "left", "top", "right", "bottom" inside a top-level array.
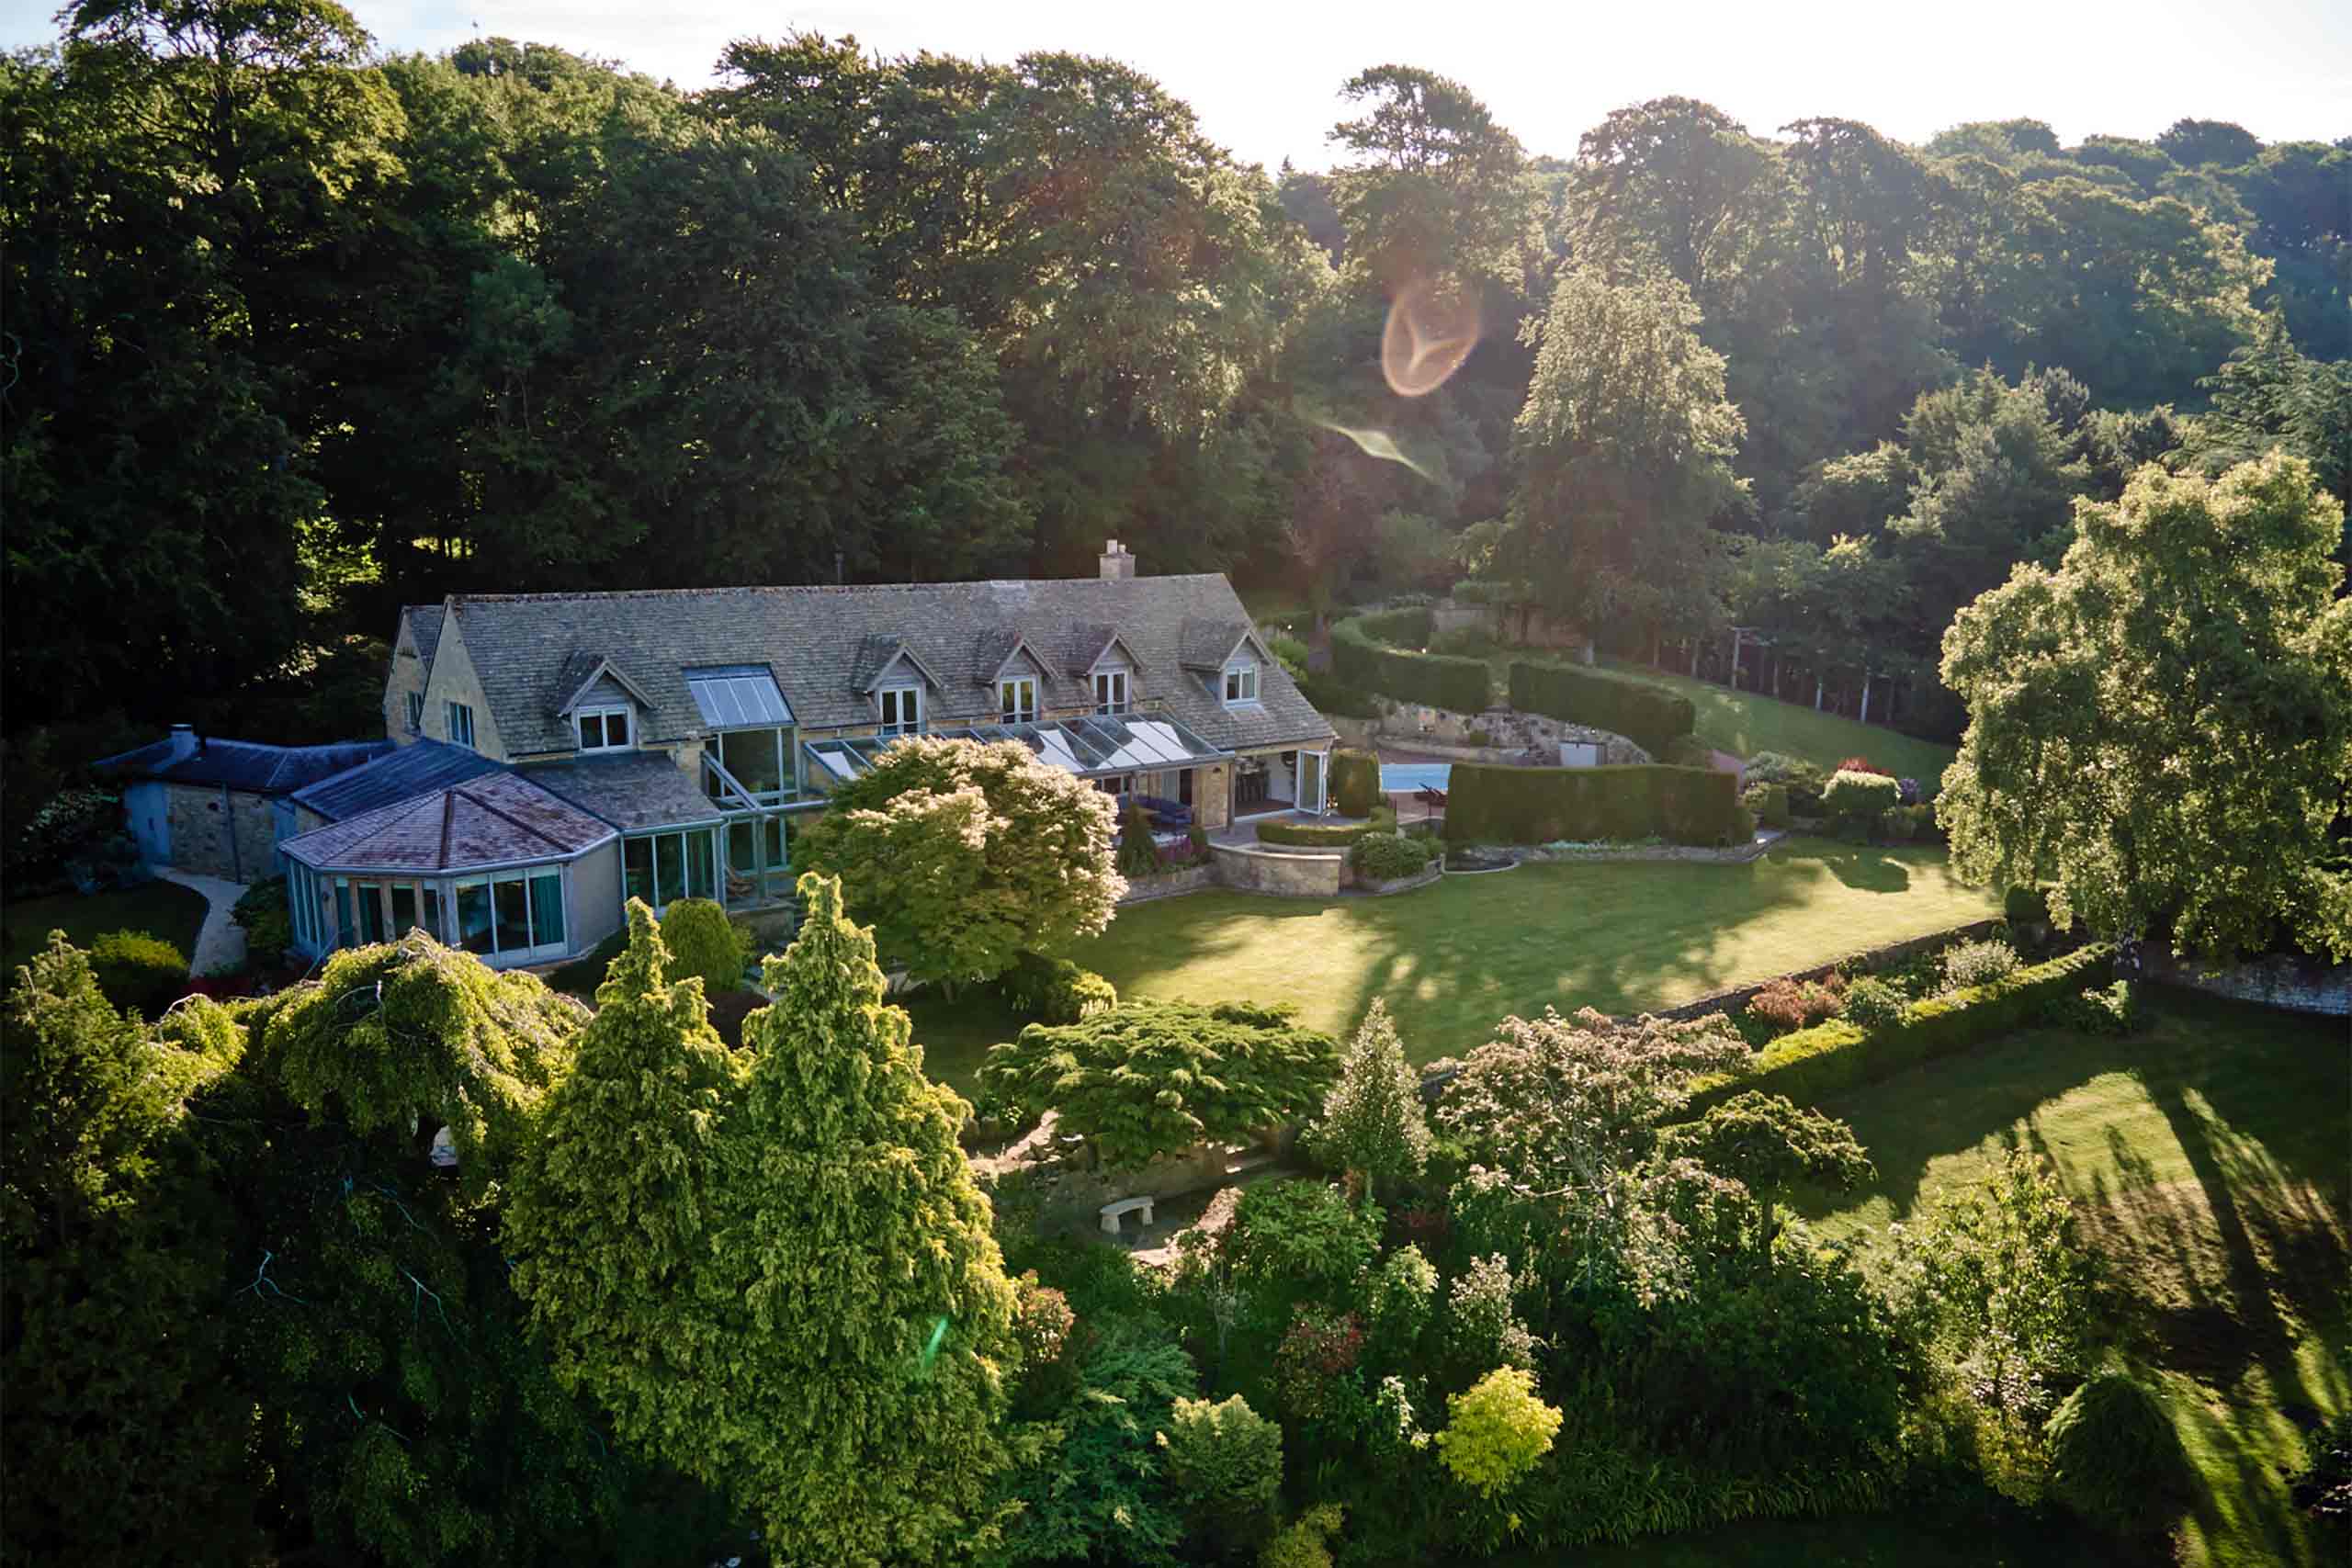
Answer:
[
  {"left": 1001, "top": 951, "right": 1118, "bottom": 1024},
  {"left": 1941, "top": 937, "right": 2020, "bottom": 992},
  {"left": 1258, "top": 811, "right": 1392, "bottom": 848},
  {"left": 1329, "top": 750, "right": 1383, "bottom": 818},
  {"left": 1160, "top": 1394, "right": 1284, "bottom": 1560},
  {"left": 1822, "top": 768, "right": 1901, "bottom": 830},
  {"left": 1840, "top": 975, "right": 1906, "bottom": 1032},
  {"left": 657, "top": 897, "right": 747, "bottom": 994},
  {"left": 1350, "top": 832, "right": 1433, "bottom": 884},
  {"left": 231, "top": 880, "right": 293, "bottom": 969},
  {"left": 1508, "top": 661, "right": 1695, "bottom": 755},
  {"left": 2045, "top": 1370, "right": 2188, "bottom": 1535},
  {"left": 1116, "top": 799, "right": 1163, "bottom": 880},
  {"left": 86, "top": 930, "right": 188, "bottom": 1018},
  {"left": 1434, "top": 1366, "right": 1562, "bottom": 1499}
]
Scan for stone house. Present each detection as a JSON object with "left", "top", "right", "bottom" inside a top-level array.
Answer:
[
  {"left": 277, "top": 544, "right": 1334, "bottom": 968},
  {"left": 98, "top": 728, "right": 392, "bottom": 882}
]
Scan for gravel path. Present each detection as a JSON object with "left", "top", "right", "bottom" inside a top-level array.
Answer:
[{"left": 153, "top": 868, "right": 250, "bottom": 976}]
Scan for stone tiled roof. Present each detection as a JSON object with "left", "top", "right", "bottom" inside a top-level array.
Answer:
[
  {"left": 97, "top": 736, "right": 392, "bottom": 795},
  {"left": 1179, "top": 617, "right": 1255, "bottom": 671},
  {"left": 292, "top": 739, "right": 507, "bottom": 822},
  {"left": 403, "top": 604, "right": 444, "bottom": 675},
  {"left": 440, "top": 575, "right": 1334, "bottom": 757},
  {"left": 520, "top": 753, "right": 726, "bottom": 833},
  {"left": 280, "top": 771, "right": 614, "bottom": 873}
]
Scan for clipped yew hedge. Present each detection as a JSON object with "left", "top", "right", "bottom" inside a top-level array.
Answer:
[
  {"left": 1330, "top": 749, "right": 1383, "bottom": 818},
  {"left": 1332, "top": 609, "right": 1491, "bottom": 713},
  {"left": 1442, "top": 763, "right": 1740, "bottom": 847},
  {"left": 1508, "top": 661, "right": 1695, "bottom": 756},
  {"left": 1689, "top": 943, "right": 2114, "bottom": 1111},
  {"left": 1257, "top": 808, "right": 1394, "bottom": 849}
]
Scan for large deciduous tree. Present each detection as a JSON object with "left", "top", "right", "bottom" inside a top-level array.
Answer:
[
  {"left": 1938, "top": 453, "right": 2352, "bottom": 961},
  {"left": 1326, "top": 63, "right": 1537, "bottom": 295},
  {"left": 791, "top": 736, "right": 1125, "bottom": 987},
  {"left": 1503, "top": 267, "right": 1747, "bottom": 640}
]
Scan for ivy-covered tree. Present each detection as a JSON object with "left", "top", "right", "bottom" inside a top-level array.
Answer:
[
  {"left": 1938, "top": 453, "right": 2352, "bottom": 960},
  {"left": 793, "top": 736, "right": 1126, "bottom": 987},
  {"left": 707, "top": 872, "right": 1021, "bottom": 1562},
  {"left": 982, "top": 999, "right": 1341, "bottom": 1169},
  {"left": 2, "top": 937, "right": 254, "bottom": 1564},
  {"left": 1304, "top": 998, "right": 1431, "bottom": 1201}
]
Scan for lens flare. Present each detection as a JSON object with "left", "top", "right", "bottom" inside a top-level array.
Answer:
[
  {"left": 1381, "top": 280, "right": 1481, "bottom": 399},
  {"left": 1307, "top": 415, "right": 1439, "bottom": 481}
]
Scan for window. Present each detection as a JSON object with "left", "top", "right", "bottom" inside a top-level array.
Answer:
[
  {"left": 577, "top": 705, "right": 632, "bottom": 751},
  {"left": 1095, "top": 774, "right": 1134, "bottom": 797},
  {"left": 707, "top": 727, "right": 791, "bottom": 806},
  {"left": 999, "top": 676, "right": 1037, "bottom": 724},
  {"left": 1223, "top": 661, "right": 1259, "bottom": 706},
  {"left": 878, "top": 684, "right": 922, "bottom": 736},
  {"left": 1093, "top": 669, "right": 1130, "bottom": 715},
  {"left": 446, "top": 700, "right": 477, "bottom": 750},
  {"left": 624, "top": 827, "right": 721, "bottom": 908},
  {"left": 405, "top": 691, "right": 424, "bottom": 732},
  {"left": 453, "top": 867, "right": 566, "bottom": 958}
]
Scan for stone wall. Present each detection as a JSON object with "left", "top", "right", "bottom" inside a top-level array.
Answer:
[
  {"left": 1636, "top": 918, "right": 2005, "bottom": 1024},
  {"left": 1373, "top": 702, "right": 1647, "bottom": 766},
  {"left": 2137, "top": 948, "right": 2352, "bottom": 1017},
  {"left": 163, "top": 782, "right": 279, "bottom": 883},
  {"left": 418, "top": 621, "right": 506, "bottom": 759},
  {"left": 1119, "top": 864, "right": 1217, "bottom": 904},
  {"left": 1208, "top": 841, "right": 1342, "bottom": 897},
  {"left": 383, "top": 622, "right": 432, "bottom": 745}
]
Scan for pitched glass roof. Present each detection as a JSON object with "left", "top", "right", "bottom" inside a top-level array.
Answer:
[
  {"left": 686, "top": 665, "right": 793, "bottom": 728},
  {"left": 803, "top": 715, "right": 1228, "bottom": 784}
]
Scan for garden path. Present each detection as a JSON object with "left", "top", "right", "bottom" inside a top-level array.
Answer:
[{"left": 154, "top": 868, "right": 249, "bottom": 976}]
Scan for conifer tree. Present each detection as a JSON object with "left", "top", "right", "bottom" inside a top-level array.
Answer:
[{"left": 1306, "top": 998, "right": 1430, "bottom": 1202}]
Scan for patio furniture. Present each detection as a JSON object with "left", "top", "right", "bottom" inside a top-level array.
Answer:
[
  {"left": 1100, "top": 1196, "right": 1155, "bottom": 1235},
  {"left": 1416, "top": 784, "right": 1448, "bottom": 809}
]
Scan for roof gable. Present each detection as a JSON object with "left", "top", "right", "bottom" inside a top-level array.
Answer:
[{"left": 551, "top": 652, "right": 659, "bottom": 716}]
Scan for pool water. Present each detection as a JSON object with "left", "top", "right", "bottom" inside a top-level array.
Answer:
[{"left": 1379, "top": 762, "right": 1453, "bottom": 794}]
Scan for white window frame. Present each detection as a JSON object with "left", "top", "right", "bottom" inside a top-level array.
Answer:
[
  {"left": 576, "top": 705, "right": 634, "bottom": 752},
  {"left": 1223, "top": 661, "right": 1260, "bottom": 707},
  {"left": 405, "top": 690, "right": 424, "bottom": 732},
  {"left": 1093, "top": 668, "right": 1130, "bottom": 715},
  {"left": 446, "top": 700, "right": 477, "bottom": 750},
  {"left": 877, "top": 683, "right": 922, "bottom": 736},
  {"left": 999, "top": 675, "right": 1038, "bottom": 725}
]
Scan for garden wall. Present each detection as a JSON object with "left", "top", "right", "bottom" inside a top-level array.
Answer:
[
  {"left": 1207, "top": 841, "right": 1343, "bottom": 897},
  {"left": 2136, "top": 948, "right": 2351, "bottom": 1016},
  {"left": 1118, "top": 865, "right": 1217, "bottom": 905},
  {"left": 1640, "top": 919, "right": 2004, "bottom": 1024}
]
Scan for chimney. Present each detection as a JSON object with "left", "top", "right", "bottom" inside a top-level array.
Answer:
[
  {"left": 167, "top": 723, "right": 198, "bottom": 762},
  {"left": 1098, "top": 538, "right": 1136, "bottom": 581}
]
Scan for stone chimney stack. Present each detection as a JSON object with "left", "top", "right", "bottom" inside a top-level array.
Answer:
[
  {"left": 167, "top": 723, "right": 198, "bottom": 762},
  {"left": 1098, "top": 538, "right": 1136, "bottom": 580}
]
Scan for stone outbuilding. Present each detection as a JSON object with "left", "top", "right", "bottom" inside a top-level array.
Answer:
[{"left": 98, "top": 728, "right": 391, "bottom": 883}]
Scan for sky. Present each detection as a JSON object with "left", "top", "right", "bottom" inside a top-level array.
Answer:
[{"left": 5, "top": 0, "right": 2346, "bottom": 169}]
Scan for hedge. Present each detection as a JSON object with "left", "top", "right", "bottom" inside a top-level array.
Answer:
[
  {"left": 89, "top": 929, "right": 190, "bottom": 1018},
  {"left": 1257, "top": 808, "right": 1393, "bottom": 849},
  {"left": 1507, "top": 661, "right": 1695, "bottom": 755},
  {"left": 1442, "top": 763, "right": 1740, "bottom": 847},
  {"left": 1002, "top": 951, "right": 1119, "bottom": 1024},
  {"left": 1689, "top": 943, "right": 2114, "bottom": 1111},
  {"left": 1330, "top": 749, "right": 1382, "bottom": 817},
  {"left": 1332, "top": 609, "right": 1491, "bottom": 713},
  {"left": 1351, "top": 831, "right": 1442, "bottom": 881}
]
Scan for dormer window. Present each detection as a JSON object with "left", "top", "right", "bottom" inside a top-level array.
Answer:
[
  {"left": 878, "top": 684, "right": 922, "bottom": 736},
  {"left": 999, "top": 676, "right": 1037, "bottom": 725},
  {"left": 1093, "top": 668, "right": 1130, "bottom": 715},
  {"left": 576, "top": 705, "right": 632, "bottom": 751},
  {"left": 1223, "top": 661, "right": 1260, "bottom": 707}
]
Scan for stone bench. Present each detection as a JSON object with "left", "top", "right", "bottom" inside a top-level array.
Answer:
[{"left": 1099, "top": 1196, "right": 1155, "bottom": 1235}]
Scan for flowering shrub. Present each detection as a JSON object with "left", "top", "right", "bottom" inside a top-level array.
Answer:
[
  {"left": 1896, "top": 776, "right": 1922, "bottom": 806},
  {"left": 1434, "top": 1366, "right": 1562, "bottom": 1498},
  {"left": 1275, "top": 1306, "right": 1367, "bottom": 1420},
  {"left": 1941, "top": 938, "right": 2021, "bottom": 993},
  {"left": 1840, "top": 976, "right": 1907, "bottom": 1032},
  {"left": 1835, "top": 756, "right": 1893, "bottom": 776},
  {"left": 1744, "top": 972, "right": 1847, "bottom": 1037},
  {"left": 1442, "top": 1253, "right": 1536, "bottom": 1378},
  {"left": 1011, "top": 1269, "right": 1077, "bottom": 1373}
]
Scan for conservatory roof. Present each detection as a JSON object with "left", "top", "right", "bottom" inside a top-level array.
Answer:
[
  {"left": 280, "top": 771, "right": 616, "bottom": 874},
  {"left": 802, "top": 714, "right": 1229, "bottom": 785}
]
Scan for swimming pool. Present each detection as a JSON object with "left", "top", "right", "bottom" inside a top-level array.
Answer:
[{"left": 1379, "top": 762, "right": 1453, "bottom": 795}]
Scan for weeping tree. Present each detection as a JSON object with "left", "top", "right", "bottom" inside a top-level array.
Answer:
[{"left": 1654, "top": 1089, "right": 1876, "bottom": 1246}]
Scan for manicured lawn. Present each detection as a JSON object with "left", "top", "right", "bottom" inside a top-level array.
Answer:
[
  {"left": 908, "top": 837, "right": 1996, "bottom": 1091},
  {"left": 1, "top": 880, "right": 211, "bottom": 978},
  {"left": 1790, "top": 989, "right": 2349, "bottom": 1568},
  {"left": 1589, "top": 656, "right": 1960, "bottom": 781}
]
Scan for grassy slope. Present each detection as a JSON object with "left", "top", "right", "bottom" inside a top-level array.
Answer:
[
  {"left": 1589, "top": 656, "right": 1961, "bottom": 781},
  {"left": 1786, "top": 989, "right": 2350, "bottom": 1568},
  {"left": 907, "top": 838, "right": 1996, "bottom": 1091},
  {"left": 1, "top": 880, "right": 212, "bottom": 976}
]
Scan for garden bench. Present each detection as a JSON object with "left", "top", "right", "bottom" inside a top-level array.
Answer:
[{"left": 1099, "top": 1196, "right": 1155, "bottom": 1235}]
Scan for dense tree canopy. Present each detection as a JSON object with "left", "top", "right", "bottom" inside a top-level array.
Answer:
[{"left": 1938, "top": 454, "right": 2352, "bottom": 961}]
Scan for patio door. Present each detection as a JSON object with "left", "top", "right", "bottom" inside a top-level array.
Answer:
[{"left": 1298, "top": 750, "right": 1328, "bottom": 815}]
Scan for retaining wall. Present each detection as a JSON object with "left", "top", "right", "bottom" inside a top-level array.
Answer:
[
  {"left": 1208, "top": 841, "right": 1343, "bottom": 897},
  {"left": 1637, "top": 918, "right": 2005, "bottom": 1024},
  {"left": 1118, "top": 865, "right": 1218, "bottom": 905},
  {"left": 2136, "top": 948, "right": 2351, "bottom": 1017}
]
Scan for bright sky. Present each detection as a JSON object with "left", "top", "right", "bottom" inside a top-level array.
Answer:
[{"left": 5, "top": 0, "right": 2346, "bottom": 168}]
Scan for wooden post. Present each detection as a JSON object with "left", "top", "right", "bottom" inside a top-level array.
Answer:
[
  {"left": 1814, "top": 676, "right": 1825, "bottom": 711},
  {"left": 1859, "top": 672, "right": 1872, "bottom": 725}
]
